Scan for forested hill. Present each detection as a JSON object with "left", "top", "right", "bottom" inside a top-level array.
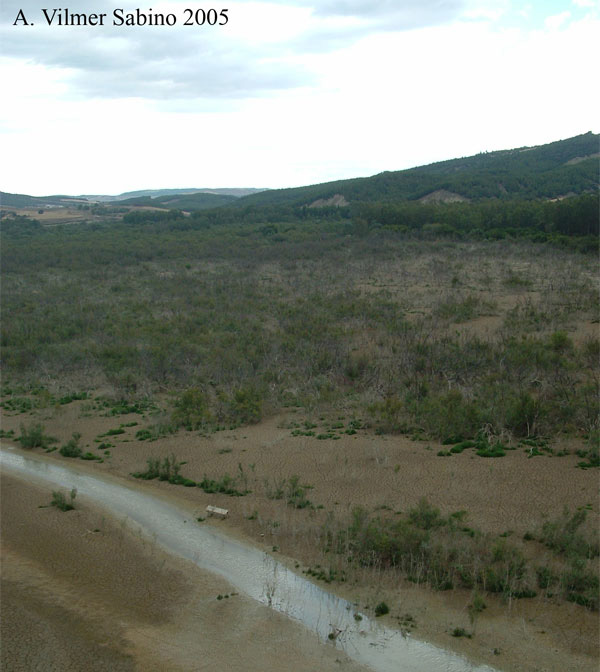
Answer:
[
  {"left": 115, "top": 191, "right": 238, "bottom": 210},
  {"left": 0, "top": 188, "right": 264, "bottom": 210},
  {"left": 235, "top": 132, "right": 599, "bottom": 208},
  {"left": 0, "top": 192, "right": 84, "bottom": 208}
]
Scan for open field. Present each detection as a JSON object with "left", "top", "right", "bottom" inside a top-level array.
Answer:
[
  {"left": 1, "top": 206, "right": 95, "bottom": 225},
  {"left": 0, "top": 204, "right": 166, "bottom": 227}
]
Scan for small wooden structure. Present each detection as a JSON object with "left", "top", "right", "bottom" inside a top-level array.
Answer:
[{"left": 206, "top": 504, "right": 229, "bottom": 519}]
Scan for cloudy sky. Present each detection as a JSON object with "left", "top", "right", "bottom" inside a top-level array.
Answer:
[{"left": 1, "top": 0, "right": 598, "bottom": 195}]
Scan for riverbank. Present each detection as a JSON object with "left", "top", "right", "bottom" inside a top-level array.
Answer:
[
  {"left": 1, "top": 442, "right": 598, "bottom": 671},
  {"left": 1, "top": 470, "right": 369, "bottom": 671}
]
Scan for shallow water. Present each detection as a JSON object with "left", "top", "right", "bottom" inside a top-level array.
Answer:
[{"left": 1, "top": 447, "right": 497, "bottom": 672}]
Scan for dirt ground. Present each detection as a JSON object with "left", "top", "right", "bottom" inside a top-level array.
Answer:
[
  {"left": 0, "top": 473, "right": 368, "bottom": 672},
  {"left": 1, "top": 402, "right": 599, "bottom": 671}
]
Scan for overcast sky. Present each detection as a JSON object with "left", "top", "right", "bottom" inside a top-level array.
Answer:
[{"left": 1, "top": 0, "right": 598, "bottom": 195}]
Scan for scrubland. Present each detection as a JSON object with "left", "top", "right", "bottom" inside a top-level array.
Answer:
[{"left": 1, "top": 217, "right": 599, "bottom": 670}]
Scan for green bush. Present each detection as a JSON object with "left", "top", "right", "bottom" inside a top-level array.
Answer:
[
  {"left": 198, "top": 473, "right": 248, "bottom": 496},
  {"left": 368, "top": 396, "right": 405, "bottom": 434},
  {"left": 374, "top": 601, "right": 389, "bottom": 617},
  {"left": 450, "top": 440, "right": 476, "bottom": 453},
  {"left": 576, "top": 431, "right": 599, "bottom": 469},
  {"left": 505, "top": 392, "right": 543, "bottom": 437},
  {"left": 408, "top": 498, "right": 445, "bottom": 530},
  {"left": 562, "top": 560, "right": 599, "bottom": 610},
  {"left": 51, "top": 488, "right": 77, "bottom": 511},
  {"left": 416, "top": 390, "right": 481, "bottom": 443},
  {"left": 2, "top": 397, "right": 36, "bottom": 413},
  {"left": 334, "top": 502, "right": 545, "bottom": 601},
  {"left": 172, "top": 388, "right": 213, "bottom": 430},
  {"left": 58, "top": 392, "right": 88, "bottom": 405},
  {"left": 59, "top": 432, "right": 83, "bottom": 458},
  {"left": 228, "top": 386, "right": 262, "bottom": 425},
  {"left": 540, "top": 509, "right": 599, "bottom": 559},
  {"left": 17, "top": 423, "right": 55, "bottom": 449}
]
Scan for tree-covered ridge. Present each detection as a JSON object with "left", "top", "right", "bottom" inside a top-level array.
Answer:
[
  {"left": 0, "top": 192, "right": 83, "bottom": 208},
  {"left": 115, "top": 191, "right": 238, "bottom": 211},
  {"left": 234, "top": 132, "right": 599, "bottom": 207}
]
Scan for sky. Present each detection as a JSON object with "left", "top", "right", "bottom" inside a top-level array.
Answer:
[{"left": 0, "top": 0, "right": 598, "bottom": 196}]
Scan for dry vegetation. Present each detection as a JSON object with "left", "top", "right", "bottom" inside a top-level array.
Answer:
[{"left": 1, "top": 227, "right": 599, "bottom": 669}]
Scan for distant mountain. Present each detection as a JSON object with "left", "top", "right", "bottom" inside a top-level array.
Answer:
[
  {"left": 116, "top": 191, "right": 239, "bottom": 210},
  {"left": 0, "top": 187, "right": 267, "bottom": 209},
  {"left": 234, "top": 132, "right": 599, "bottom": 208},
  {"left": 0, "top": 192, "right": 85, "bottom": 208},
  {"left": 3, "top": 133, "right": 598, "bottom": 216},
  {"left": 86, "top": 187, "right": 267, "bottom": 202}
]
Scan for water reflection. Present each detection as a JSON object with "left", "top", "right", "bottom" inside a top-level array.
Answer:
[{"left": 1, "top": 448, "right": 496, "bottom": 672}]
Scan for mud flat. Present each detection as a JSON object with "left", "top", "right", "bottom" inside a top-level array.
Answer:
[{"left": 1, "top": 447, "right": 495, "bottom": 671}]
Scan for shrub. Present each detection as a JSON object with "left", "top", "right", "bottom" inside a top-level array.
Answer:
[
  {"left": 576, "top": 431, "right": 599, "bottom": 469},
  {"left": 561, "top": 560, "right": 599, "bottom": 610},
  {"left": 374, "top": 601, "right": 389, "bottom": 617},
  {"left": 58, "top": 392, "right": 88, "bottom": 405},
  {"left": 476, "top": 444, "right": 506, "bottom": 458},
  {"left": 158, "top": 454, "right": 181, "bottom": 481},
  {"left": 468, "top": 593, "right": 487, "bottom": 622},
  {"left": 539, "top": 509, "right": 599, "bottom": 559},
  {"left": 228, "top": 386, "right": 262, "bottom": 425},
  {"left": 450, "top": 440, "right": 476, "bottom": 453},
  {"left": 408, "top": 498, "right": 445, "bottom": 530},
  {"left": 505, "top": 392, "right": 543, "bottom": 437},
  {"left": 51, "top": 488, "right": 77, "bottom": 511},
  {"left": 198, "top": 473, "right": 248, "bottom": 496},
  {"left": 59, "top": 432, "right": 83, "bottom": 458},
  {"left": 132, "top": 457, "right": 161, "bottom": 480},
  {"left": 536, "top": 566, "right": 557, "bottom": 590},
  {"left": 17, "top": 423, "right": 55, "bottom": 449},
  {"left": 172, "top": 388, "right": 213, "bottom": 430},
  {"left": 416, "top": 390, "right": 481, "bottom": 443},
  {"left": 286, "top": 475, "right": 312, "bottom": 509},
  {"left": 368, "top": 396, "right": 405, "bottom": 434}
]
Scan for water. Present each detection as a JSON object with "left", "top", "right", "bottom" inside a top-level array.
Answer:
[{"left": 1, "top": 447, "right": 497, "bottom": 672}]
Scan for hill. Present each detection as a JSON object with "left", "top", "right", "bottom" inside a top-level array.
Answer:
[
  {"left": 115, "top": 191, "right": 239, "bottom": 211},
  {"left": 0, "top": 192, "right": 86, "bottom": 209},
  {"left": 234, "top": 132, "right": 599, "bottom": 208},
  {"left": 0, "top": 188, "right": 266, "bottom": 210},
  {"left": 84, "top": 187, "right": 267, "bottom": 202}
]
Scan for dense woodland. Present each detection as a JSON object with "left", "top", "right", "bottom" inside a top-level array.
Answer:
[{"left": 230, "top": 131, "right": 599, "bottom": 207}]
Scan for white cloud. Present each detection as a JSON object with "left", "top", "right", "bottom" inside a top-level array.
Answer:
[
  {"left": 544, "top": 10, "right": 572, "bottom": 29},
  {"left": 1, "top": 1, "right": 598, "bottom": 194}
]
